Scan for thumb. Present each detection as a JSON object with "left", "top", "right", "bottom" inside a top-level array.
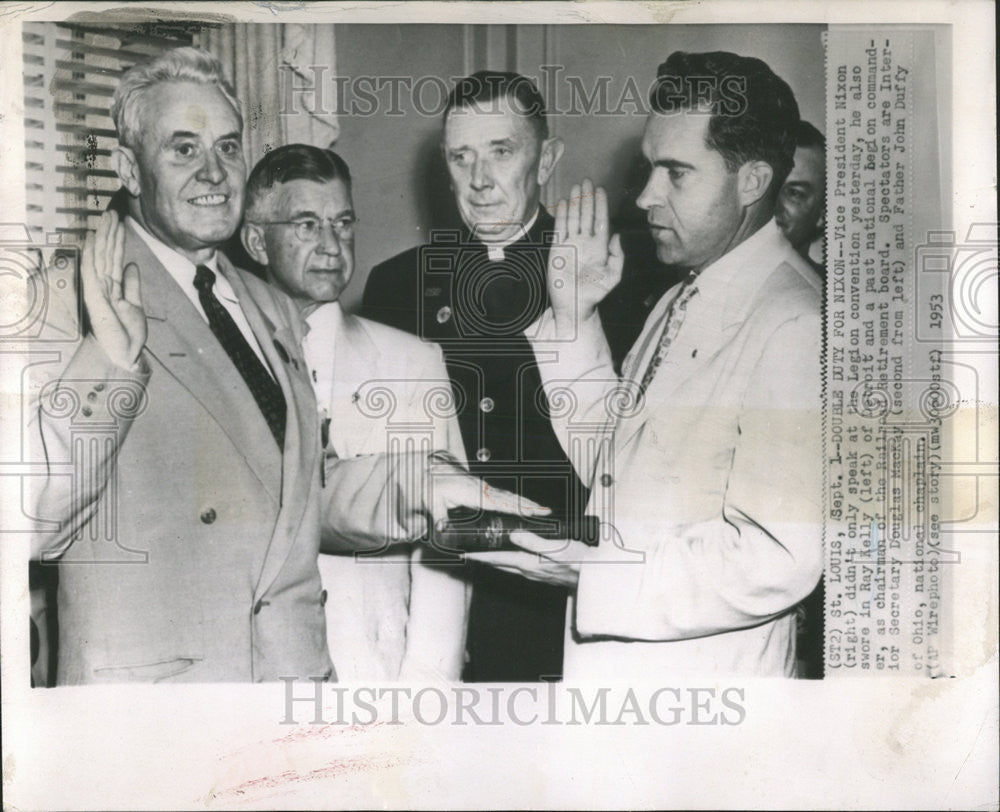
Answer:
[
  {"left": 121, "top": 262, "right": 142, "bottom": 308},
  {"left": 607, "top": 233, "right": 624, "bottom": 285}
]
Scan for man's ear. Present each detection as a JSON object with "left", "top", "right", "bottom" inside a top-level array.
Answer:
[
  {"left": 241, "top": 222, "right": 269, "bottom": 268},
  {"left": 111, "top": 146, "right": 141, "bottom": 197},
  {"left": 737, "top": 160, "right": 774, "bottom": 208},
  {"left": 814, "top": 200, "right": 826, "bottom": 231},
  {"left": 536, "top": 136, "right": 565, "bottom": 186}
]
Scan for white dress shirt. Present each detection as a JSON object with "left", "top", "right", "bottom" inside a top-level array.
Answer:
[
  {"left": 302, "top": 302, "right": 470, "bottom": 680},
  {"left": 127, "top": 217, "right": 272, "bottom": 373},
  {"left": 302, "top": 301, "right": 342, "bottom": 425}
]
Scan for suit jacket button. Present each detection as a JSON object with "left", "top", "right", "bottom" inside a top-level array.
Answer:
[
  {"left": 200, "top": 508, "right": 217, "bottom": 524},
  {"left": 320, "top": 589, "right": 328, "bottom": 607},
  {"left": 436, "top": 306, "right": 452, "bottom": 324},
  {"left": 600, "top": 474, "right": 614, "bottom": 487},
  {"left": 94, "top": 383, "right": 105, "bottom": 392},
  {"left": 479, "top": 397, "right": 494, "bottom": 413},
  {"left": 81, "top": 405, "right": 93, "bottom": 417},
  {"left": 476, "top": 447, "right": 491, "bottom": 462}
]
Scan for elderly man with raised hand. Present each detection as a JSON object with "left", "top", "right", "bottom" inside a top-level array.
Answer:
[{"left": 28, "top": 47, "right": 538, "bottom": 685}]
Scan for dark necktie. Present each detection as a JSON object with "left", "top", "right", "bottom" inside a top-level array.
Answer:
[{"left": 193, "top": 265, "right": 286, "bottom": 448}]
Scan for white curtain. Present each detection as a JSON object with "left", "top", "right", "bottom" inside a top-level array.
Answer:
[{"left": 196, "top": 24, "right": 340, "bottom": 168}]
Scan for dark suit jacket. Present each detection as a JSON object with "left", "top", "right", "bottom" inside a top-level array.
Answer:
[
  {"left": 362, "top": 209, "right": 673, "bottom": 680},
  {"left": 362, "top": 210, "right": 581, "bottom": 680}
]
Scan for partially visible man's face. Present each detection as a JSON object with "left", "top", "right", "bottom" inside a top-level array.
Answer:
[
  {"left": 128, "top": 81, "right": 245, "bottom": 255},
  {"left": 443, "top": 96, "right": 549, "bottom": 243},
  {"left": 257, "top": 178, "right": 356, "bottom": 313},
  {"left": 636, "top": 110, "right": 744, "bottom": 272},
  {"left": 775, "top": 144, "right": 825, "bottom": 255}
]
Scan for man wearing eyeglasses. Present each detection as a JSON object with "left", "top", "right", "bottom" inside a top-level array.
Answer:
[
  {"left": 241, "top": 144, "right": 471, "bottom": 680},
  {"left": 28, "top": 47, "right": 535, "bottom": 685},
  {"left": 29, "top": 47, "right": 336, "bottom": 684}
]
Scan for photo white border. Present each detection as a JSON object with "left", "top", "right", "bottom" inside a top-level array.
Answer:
[{"left": 1, "top": 2, "right": 995, "bottom": 809}]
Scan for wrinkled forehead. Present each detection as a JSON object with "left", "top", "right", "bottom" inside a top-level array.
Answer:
[
  {"left": 266, "top": 178, "right": 353, "bottom": 218},
  {"left": 136, "top": 80, "right": 243, "bottom": 141},
  {"left": 443, "top": 96, "right": 540, "bottom": 148}
]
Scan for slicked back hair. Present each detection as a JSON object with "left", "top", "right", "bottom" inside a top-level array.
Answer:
[
  {"left": 444, "top": 70, "right": 550, "bottom": 141},
  {"left": 244, "top": 143, "right": 352, "bottom": 221},
  {"left": 795, "top": 120, "right": 826, "bottom": 150},
  {"left": 649, "top": 51, "right": 800, "bottom": 195}
]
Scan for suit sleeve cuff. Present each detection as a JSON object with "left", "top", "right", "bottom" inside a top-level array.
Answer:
[{"left": 573, "top": 537, "right": 650, "bottom": 640}]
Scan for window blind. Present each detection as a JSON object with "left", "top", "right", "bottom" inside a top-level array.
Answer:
[{"left": 21, "top": 22, "right": 202, "bottom": 243}]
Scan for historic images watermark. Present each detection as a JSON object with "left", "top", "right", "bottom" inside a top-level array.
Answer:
[
  {"left": 280, "top": 66, "right": 749, "bottom": 119},
  {"left": 279, "top": 678, "right": 747, "bottom": 727}
]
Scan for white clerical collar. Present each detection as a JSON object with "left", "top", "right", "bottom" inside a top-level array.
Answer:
[{"left": 481, "top": 209, "right": 540, "bottom": 262}]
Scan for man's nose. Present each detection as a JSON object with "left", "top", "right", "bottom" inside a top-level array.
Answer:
[
  {"left": 315, "top": 222, "right": 343, "bottom": 255},
  {"left": 469, "top": 158, "right": 493, "bottom": 190},
  {"left": 196, "top": 149, "right": 226, "bottom": 185},
  {"left": 636, "top": 172, "right": 664, "bottom": 212}
]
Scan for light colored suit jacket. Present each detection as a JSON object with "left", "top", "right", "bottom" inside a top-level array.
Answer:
[
  {"left": 30, "top": 227, "right": 332, "bottom": 683},
  {"left": 304, "top": 304, "right": 469, "bottom": 681},
  {"left": 532, "top": 221, "right": 823, "bottom": 678}
]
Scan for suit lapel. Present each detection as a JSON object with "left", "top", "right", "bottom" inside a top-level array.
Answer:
[
  {"left": 611, "top": 223, "right": 796, "bottom": 453},
  {"left": 129, "top": 232, "right": 282, "bottom": 503},
  {"left": 222, "top": 258, "right": 321, "bottom": 601},
  {"left": 330, "top": 313, "right": 381, "bottom": 456},
  {"left": 613, "top": 280, "right": 739, "bottom": 451}
]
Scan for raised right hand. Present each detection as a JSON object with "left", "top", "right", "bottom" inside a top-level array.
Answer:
[
  {"left": 547, "top": 178, "right": 624, "bottom": 334},
  {"left": 80, "top": 211, "right": 146, "bottom": 370}
]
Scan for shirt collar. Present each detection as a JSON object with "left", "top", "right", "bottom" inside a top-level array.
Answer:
[
  {"left": 302, "top": 301, "right": 343, "bottom": 414},
  {"left": 303, "top": 300, "right": 344, "bottom": 342},
  {"left": 127, "top": 216, "right": 238, "bottom": 303}
]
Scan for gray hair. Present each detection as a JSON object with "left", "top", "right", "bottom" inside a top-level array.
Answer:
[{"left": 110, "top": 46, "right": 242, "bottom": 150}]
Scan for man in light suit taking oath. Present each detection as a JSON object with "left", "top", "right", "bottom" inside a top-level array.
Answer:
[
  {"left": 241, "top": 144, "right": 470, "bottom": 681},
  {"left": 471, "top": 51, "right": 823, "bottom": 678},
  {"left": 29, "top": 47, "right": 535, "bottom": 685}
]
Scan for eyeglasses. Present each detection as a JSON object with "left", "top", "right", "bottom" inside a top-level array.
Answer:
[{"left": 259, "top": 215, "right": 358, "bottom": 243}]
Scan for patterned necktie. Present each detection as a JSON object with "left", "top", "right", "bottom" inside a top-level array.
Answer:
[
  {"left": 193, "top": 265, "right": 286, "bottom": 448},
  {"left": 637, "top": 274, "right": 699, "bottom": 396}
]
